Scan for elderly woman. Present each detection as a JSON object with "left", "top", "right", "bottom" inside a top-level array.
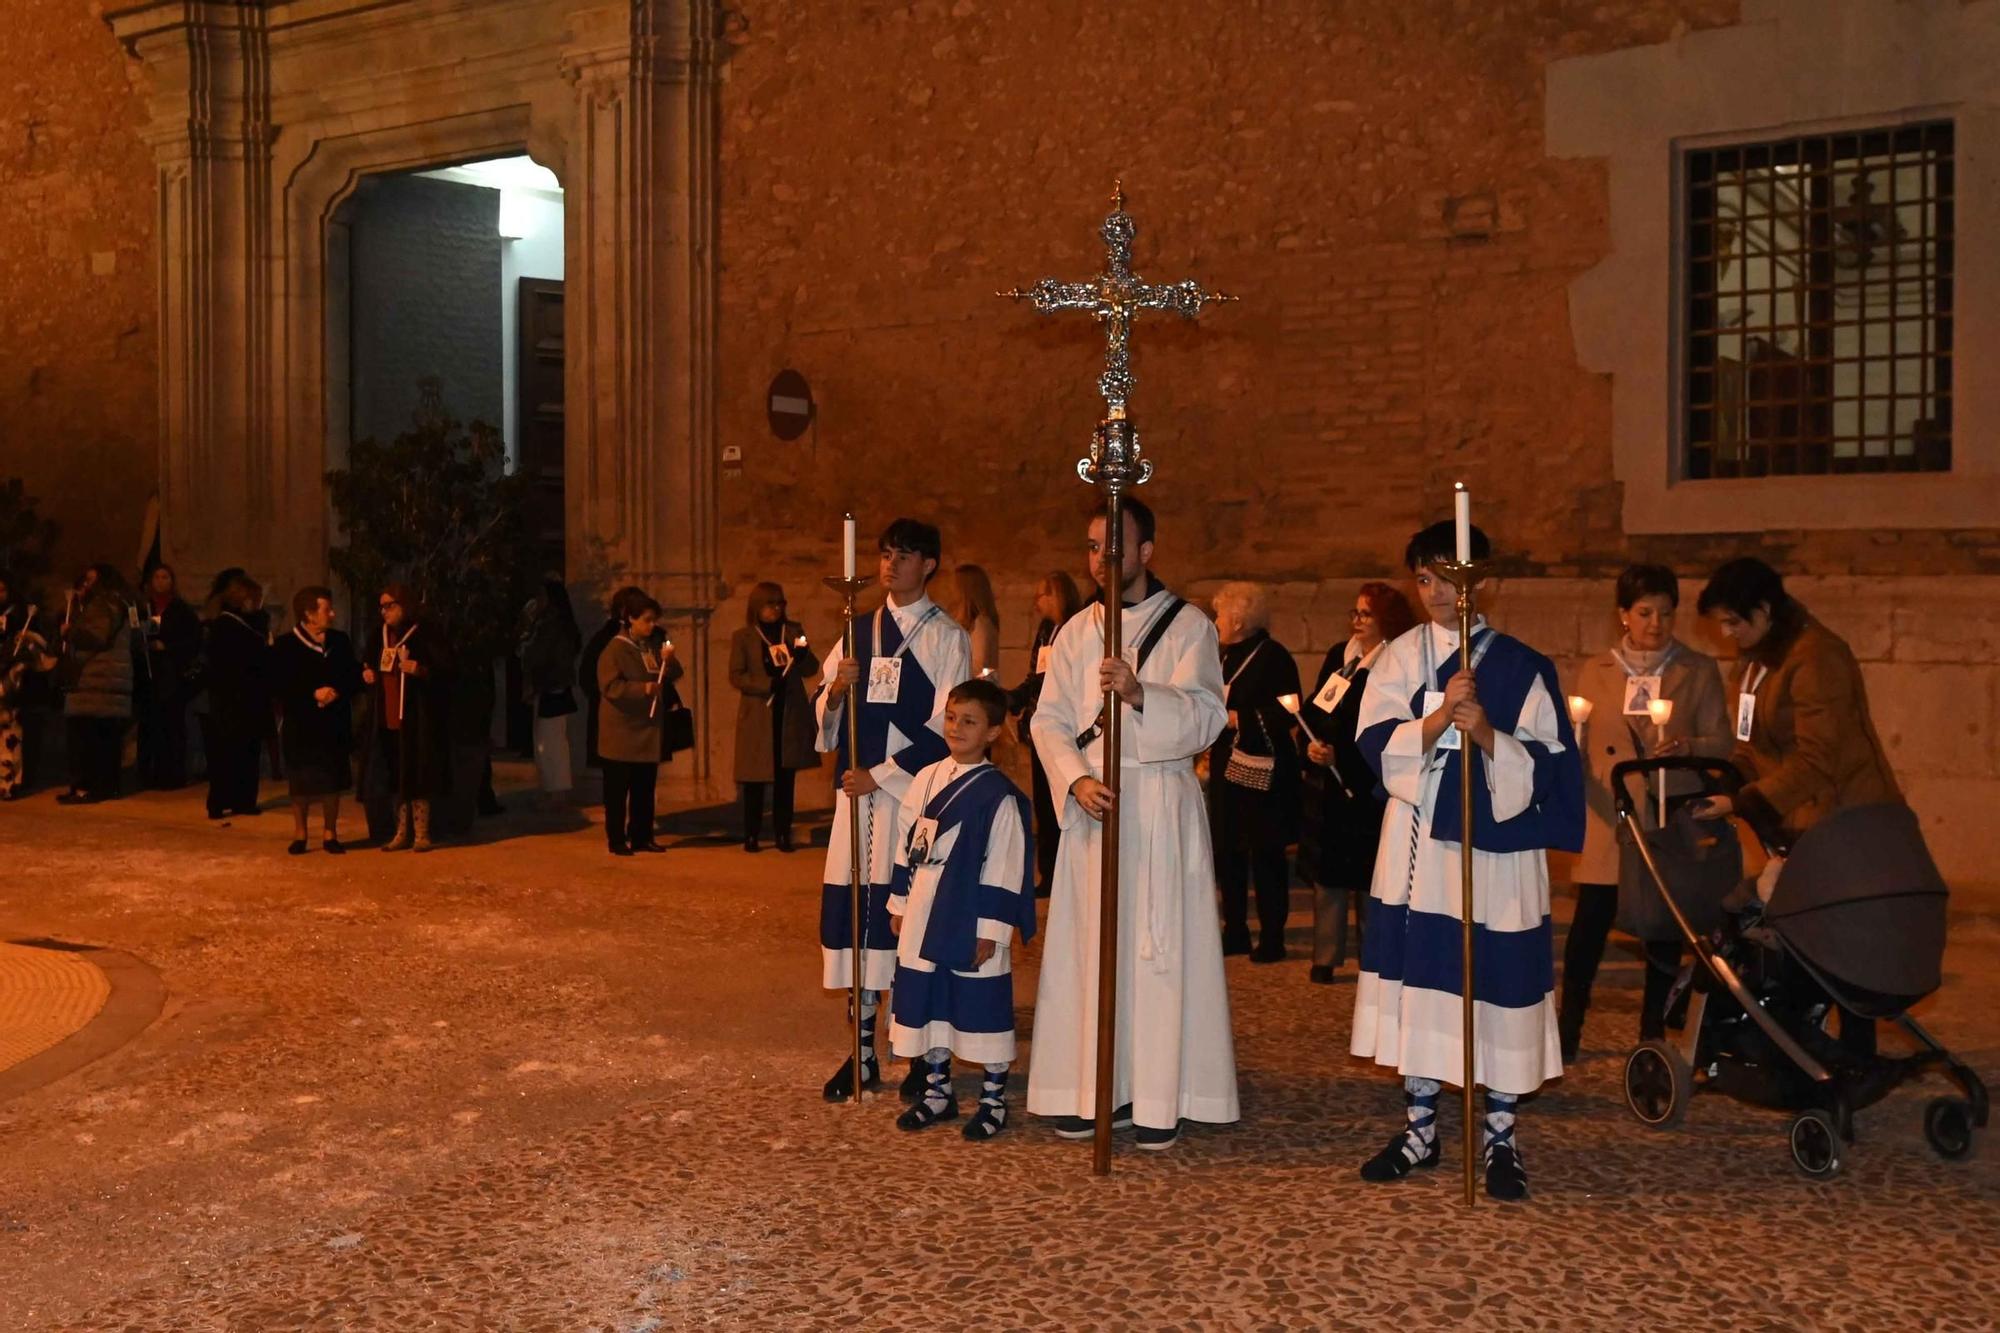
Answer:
[
  {"left": 1696, "top": 556, "right": 1901, "bottom": 1058},
  {"left": 1208, "top": 581, "right": 1302, "bottom": 962},
  {"left": 272, "top": 585, "right": 364, "bottom": 853},
  {"left": 1297, "top": 581, "right": 1416, "bottom": 984},
  {"left": 1559, "top": 564, "right": 1732, "bottom": 1061},
  {"left": 360, "top": 583, "right": 451, "bottom": 852},
  {"left": 729, "top": 581, "right": 820, "bottom": 853},
  {"left": 57, "top": 565, "right": 139, "bottom": 806}
]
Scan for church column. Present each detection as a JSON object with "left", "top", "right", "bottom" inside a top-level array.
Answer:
[
  {"left": 107, "top": 1, "right": 276, "bottom": 593},
  {"left": 559, "top": 0, "right": 725, "bottom": 780}
]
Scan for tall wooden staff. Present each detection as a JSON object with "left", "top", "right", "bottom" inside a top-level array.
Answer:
[
  {"left": 825, "top": 514, "right": 871, "bottom": 1104},
  {"left": 1431, "top": 482, "right": 1487, "bottom": 1207},
  {"left": 1003, "top": 183, "right": 1233, "bottom": 1176}
]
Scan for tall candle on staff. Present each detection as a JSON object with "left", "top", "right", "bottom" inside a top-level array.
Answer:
[
  {"left": 843, "top": 513, "right": 857, "bottom": 581},
  {"left": 1647, "top": 698, "right": 1675, "bottom": 826},
  {"left": 1453, "top": 482, "right": 1472, "bottom": 564}
]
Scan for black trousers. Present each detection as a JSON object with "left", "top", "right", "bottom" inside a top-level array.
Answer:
[
  {"left": 137, "top": 692, "right": 188, "bottom": 789},
  {"left": 742, "top": 769, "right": 796, "bottom": 839},
  {"left": 1029, "top": 748, "right": 1060, "bottom": 892},
  {"left": 205, "top": 718, "right": 263, "bottom": 816},
  {"left": 603, "top": 759, "right": 658, "bottom": 849},
  {"left": 1562, "top": 882, "right": 1681, "bottom": 1036},
  {"left": 1213, "top": 781, "right": 1290, "bottom": 949},
  {"left": 64, "top": 716, "right": 127, "bottom": 800}
]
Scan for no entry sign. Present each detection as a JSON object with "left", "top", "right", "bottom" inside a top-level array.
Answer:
[{"left": 767, "top": 369, "right": 815, "bottom": 441}]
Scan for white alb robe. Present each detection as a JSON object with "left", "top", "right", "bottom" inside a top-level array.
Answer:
[
  {"left": 1026, "top": 585, "right": 1239, "bottom": 1129},
  {"left": 815, "top": 593, "right": 971, "bottom": 990}
]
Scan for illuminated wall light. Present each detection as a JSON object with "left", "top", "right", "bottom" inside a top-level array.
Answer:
[{"left": 499, "top": 189, "right": 535, "bottom": 240}]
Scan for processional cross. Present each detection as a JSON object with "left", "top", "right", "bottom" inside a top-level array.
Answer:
[{"left": 1000, "top": 183, "right": 1233, "bottom": 1177}]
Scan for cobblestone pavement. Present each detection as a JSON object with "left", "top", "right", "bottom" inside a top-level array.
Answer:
[
  {"left": 0, "top": 941, "right": 109, "bottom": 1070},
  {"left": 0, "top": 774, "right": 1995, "bottom": 1330}
]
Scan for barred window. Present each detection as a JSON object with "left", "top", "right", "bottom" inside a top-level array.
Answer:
[{"left": 1683, "top": 121, "right": 1953, "bottom": 478}]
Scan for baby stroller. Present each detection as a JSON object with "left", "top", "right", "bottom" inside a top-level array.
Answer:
[{"left": 1609, "top": 757, "right": 1988, "bottom": 1178}]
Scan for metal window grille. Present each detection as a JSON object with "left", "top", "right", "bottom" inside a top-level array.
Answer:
[{"left": 1683, "top": 120, "right": 1953, "bottom": 478}]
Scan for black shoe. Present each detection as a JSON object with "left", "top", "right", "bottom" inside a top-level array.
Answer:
[
  {"left": 1309, "top": 965, "right": 1335, "bottom": 985},
  {"left": 896, "top": 1095, "right": 960, "bottom": 1131},
  {"left": 323, "top": 838, "right": 347, "bottom": 856},
  {"left": 775, "top": 834, "right": 796, "bottom": 854},
  {"left": 207, "top": 808, "right": 228, "bottom": 821},
  {"left": 609, "top": 844, "right": 634, "bottom": 857},
  {"left": 632, "top": 841, "right": 667, "bottom": 854},
  {"left": 822, "top": 1055, "right": 881, "bottom": 1102},
  {"left": 1135, "top": 1122, "right": 1180, "bottom": 1151},
  {"left": 1251, "top": 940, "right": 1286, "bottom": 964},
  {"left": 1360, "top": 1131, "right": 1441, "bottom": 1182},
  {"left": 287, "top": 839, "right": 308, "bottom": 855},
  {"left": 1222, "top": 931, "right": 1252, "bottom": 957},
  {"left": 1484, "top": 1142, "right": 1529, "bottom": 1201},
  {"left": 743, "top": 836, "right": 762, "bottom": 854},
  {"left": 56, "top": 791, "right": 95, "bottom": 806},
  {"left": 899, "top": 1058, "right": 938, "bottom": 1104},
  {"left": 962, "top": 1102, "right": 1009, "bottom": 1140},
  {"left": 1558, "top": 1000, "right": 1585, "bottom": 1065},
  {"left": 1051, "top": 1105, "right": 1133, "bottom": 1138}
]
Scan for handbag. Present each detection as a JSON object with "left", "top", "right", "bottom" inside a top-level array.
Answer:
[
  {"left": 1221, "top": 642, "right": 1276, "bottom": 792},
  {"left": 660, "top": 701, "right": 696, "bottom": 757}
]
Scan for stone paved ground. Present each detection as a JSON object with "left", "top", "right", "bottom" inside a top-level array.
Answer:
[{"left": 1, "top": 770, "right": 1995, "bottom": 1331}]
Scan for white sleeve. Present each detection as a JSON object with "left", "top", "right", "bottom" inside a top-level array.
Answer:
[
  {"left": 1131, "top": 616, "right": 1228, "bottom": 762},
  {"left": 1487, "top": 671, "right": 1564, "bottom": 823},
  {"left": 1029, "top": 622, "right": 1095, "bottom": 829},
  {"left": 1357, "top": 633, "right": 1432, "bottom": 808},
  {"left": 814, "top": 633, "right": 847, "bottom": 755},
  {"left": 975, "top": 795, "right": 1027, "bottom": 946},
  {"left": 887, "top": 767, "right": 929, "bottom": 911}
]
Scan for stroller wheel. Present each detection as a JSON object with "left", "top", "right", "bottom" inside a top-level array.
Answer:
[
  {"left": 1789, "top": 1109, "right": 1844, "bottom": 1179},
  {"left": 1923, "top": 1097, "right": 1977, "bottom": 1162},
  {"left": 1623, "top": 1041, "right": 1692, "bottom": 1128}
]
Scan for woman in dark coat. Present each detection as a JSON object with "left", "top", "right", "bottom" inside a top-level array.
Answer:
[
  {"left": 360, "top": 582, "right": 451, "bottom": 852},
  {"left": 1006, "top": 569, "right": 1082, "bottom": 896},
  {"left": 1297, "top": 581, "right": 1416, "bottom": 984},
  {"left": 273, "top": 585, "right": 364, "bottom": 854},
  {"left": 202, "top": 570, "right": 272, "bottom": 820},
  {"left": 1208, "top": 581, "right": 1303, "bottom": 963},
  {"left": 597, "top": 592, "right": 670, "bottom": 857},
  {"left": 729, "top": 581, "right": 820, "bottom": 853},
  {"left": 520, "top": 577, "right": 583, "bottom": 802},
  {"left": 579, "top": 585, "right": 642, "bottom": 771},
  {"left": 57, "top": 564, "right": 139, "bottom": 805},
  {"left": 136, "top": 563, "right": 200, "bottom": 789}
]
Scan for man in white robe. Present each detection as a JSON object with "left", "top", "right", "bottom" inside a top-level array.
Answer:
[
  {"left": 1027, "top": 497, "right": 1238, "bottom": 1150},
  {"left": 814, "top": 517, "right": 971, "bottom": 1101}
]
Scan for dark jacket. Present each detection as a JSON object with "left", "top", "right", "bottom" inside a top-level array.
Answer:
[
  {"left": 358, "top": 621, "right": 452, "bottom": 800},
  {"left": 203, "top": 610, "right": 272, "bottom": 739},
  {"left": 597, "top": 634, "right": 667, "bottom": 765},
  {"left": 1208, "top": 629, "right": 1303, "bottom": 832},
  {"left": 729, "top": 621, "right": 820, "bottom": 781},
  {"left": 273, "top": 627, "right": 365, "bottom": 793},
  {"left": 142, "top": 596, "right": 201, "bottom": 702},
  {"left": 1297, "top": 642, "right": 1387, "bottom": 891},
  {"left": 1007, "top": 616, "right": 1061, "bottom": 744},
  {"left": 62, "top": 591, "right": 139, "bottom": 720},
  {"left": 580, "top": 617, "right": 618, "bottom": 768}
]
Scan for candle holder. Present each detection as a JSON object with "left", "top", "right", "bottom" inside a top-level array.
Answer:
[
  {"left": 1567, "top": 695, "right": 1594, "bottom": 729},
  {"left": 1647, "top": 698, "right": 1676, "bottom": 826},
  {"left": 1278, "top": 692, "right": 1325, "bottom": 745},
  {"left": 823, "top": 572, "right": 873, "bottom": 1104},
  {"left": 1426, "top": 554, "right": 1488, "bottom": 1208}
]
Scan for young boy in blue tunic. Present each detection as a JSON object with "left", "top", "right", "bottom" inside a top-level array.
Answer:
[
  {"left": 887, "top": 678, "right": 1037, "bottom": 1139},
  {"left": 1349, "top": 520, "right": 1585, "bottom": 1201},
  {"left": 814, "top": 518, "right": 972, "bottom": 1101}
]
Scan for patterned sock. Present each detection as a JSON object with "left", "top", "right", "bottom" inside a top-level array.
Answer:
[
  {"left": 1402, "top": 1076, "right": 1442, "bottom": 1162},
  {"left": 979, "top": 1061, "right": 1010, "bottom": 1126},
  {"left": 851, "top": 990, "right": 879, "bottom": 1072},
  {"left": 923, "top": 1048, "right": 954, "bottom": 1113},
  {"left": 1483, "top": 1089, "right": 1519, "bottom": 1161}
]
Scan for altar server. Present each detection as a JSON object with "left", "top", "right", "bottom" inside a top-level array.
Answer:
[
  {"left": 1350, "top": 521, "right": 1584, "bottom": 1201},
  {"left": 815, "top": 518, "right": 972, "bottom": 1101},
  {"left": 1027, "top": 497, "right": 1238, "bottom": 1151}
]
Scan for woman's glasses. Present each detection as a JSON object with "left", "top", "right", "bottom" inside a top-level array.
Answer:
[{"left": 1350, "top": 608, "right": 1375, "bottom": 621}]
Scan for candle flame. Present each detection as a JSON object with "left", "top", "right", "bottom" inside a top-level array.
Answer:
[{"left": 1278, "top": 693, "right": 1301, "bottom": 713}]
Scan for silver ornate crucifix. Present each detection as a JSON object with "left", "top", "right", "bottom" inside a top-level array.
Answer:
[{"left": 999, "top": 182, "right": 1233, "bottom": 1177}]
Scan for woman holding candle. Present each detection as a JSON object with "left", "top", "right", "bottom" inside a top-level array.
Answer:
[
  {"left": 359, "top": 583, "right": 451, "bottom": 852},
  {"left": 597, "top": 591, "right": 671, "bottom": 857},
  {"left": 730, "top": 581, "right": 820, "bottom": 853},
  {"left": 1297, "top": 581, "right": 1417, "bottom": 984},
  {"left": 1558, "top": 563, "right": 1731, "bottom": 1063},
  {"left": 1207, "top": 581, "right": 1302, "bottom": 962},
  {"left": 272, "top": 585, "right": 364, "bottom": 854}
]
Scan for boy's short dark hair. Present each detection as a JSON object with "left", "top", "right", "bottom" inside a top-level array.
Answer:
[
  {"left": 1696, "top": 557, "right": 1790, "bottom": 620},
  {"left": 1093, "top": 494, "right": 1156, "bottom": 546},
  {"left": 292, "top": 584, "right": 335, "bottom": 623},
  {"left": 1403, "top": 520, "right": 1490, "bottom": 570},
  {"left": 1615, "top": 563, "right": 1680, "bottom": 611},
  {"left": 947, "top": 678, "right": 1009, "bottom": 728},
  {"left": 879, "top": 518, "right": 942, "bottom": 573}
]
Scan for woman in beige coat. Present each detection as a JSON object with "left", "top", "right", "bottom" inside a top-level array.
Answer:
[{"left": 1559, "top": 564, "right": 1732, "bottom": 1062}]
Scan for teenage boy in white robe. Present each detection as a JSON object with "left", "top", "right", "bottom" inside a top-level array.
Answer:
[
  {"left": 886, "top": 678, "right": 1037, "bottom": 1139},
  {"left": 1349, "top": 520, "right": 1585, "bottom": 1201},
  {"left": 1027, "top": 497, "right": 1239, "bottom": 1151},
  {"left": 815, "top": 517, "right": 972, "bottom": 1102}
]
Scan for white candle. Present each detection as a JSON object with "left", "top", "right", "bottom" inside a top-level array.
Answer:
[
  {"left": 1453, "top": 483, "right": 1472, "bottom": 564},
  {"left": 843, "top": 514, "right": 856, "bottom": 580},
  {"left": 1648, "top": 698, "right": 1675, "bottom": 825},
  {"left": 1567, "top": 695, "right": 1593, "bottom": 727}
]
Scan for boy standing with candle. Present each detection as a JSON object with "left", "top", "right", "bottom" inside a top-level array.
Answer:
[
  {"left": 814, "top": 518, "right": 972, "bottom": 1101},
  {"left": 1349, "top": 519, "right": 1584, "bottom": 1201}
]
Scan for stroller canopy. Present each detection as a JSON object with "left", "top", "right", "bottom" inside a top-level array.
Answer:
[{"left": 1764, "top": 802, "right": 1948, "bottom": 1012}]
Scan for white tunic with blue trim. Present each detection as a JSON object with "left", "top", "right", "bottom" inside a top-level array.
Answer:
[{"left": 1349, "top": 619, "right": 1570, "bottom": 1097}]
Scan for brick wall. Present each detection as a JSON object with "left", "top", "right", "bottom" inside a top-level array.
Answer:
[{"left": 0, "top": 0, "right": 157, "bottom": 588}]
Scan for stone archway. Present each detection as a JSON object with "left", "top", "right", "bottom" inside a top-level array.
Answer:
[{"left": 105, "top": 0, "right": 726, "bottom": 777}]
